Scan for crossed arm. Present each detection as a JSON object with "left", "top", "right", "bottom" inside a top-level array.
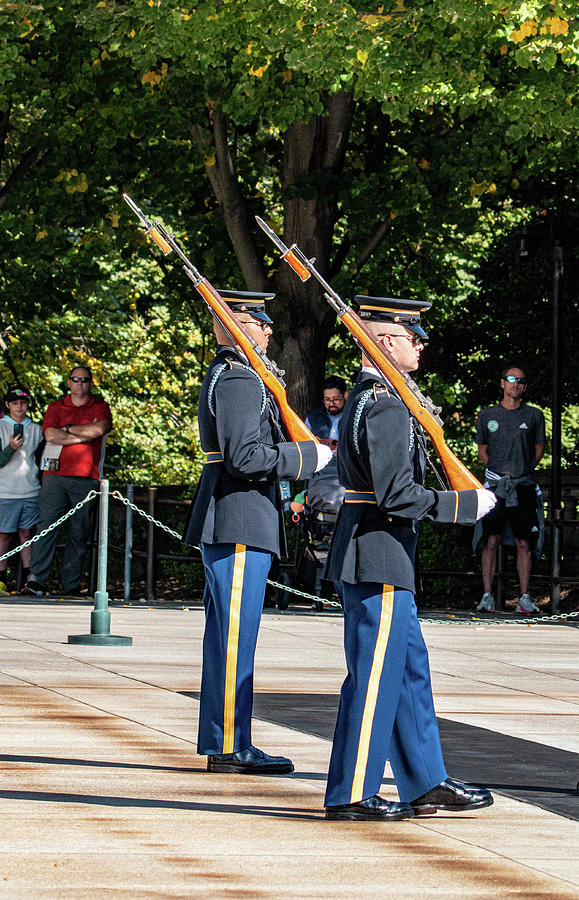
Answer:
[{"left": 44, "top": 420, "right": 112, "bottom": 446}]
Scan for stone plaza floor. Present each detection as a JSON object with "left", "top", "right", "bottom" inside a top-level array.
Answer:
[{"left": 0, "top": 599, "right": 578, "bottom": 898}]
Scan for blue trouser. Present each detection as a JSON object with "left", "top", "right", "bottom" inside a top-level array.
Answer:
[
  {"left": 325, "top": 583, "right": 447, "bottom": 807},
  {"left": 198, "top": 542, "right": 272, "bottom": 756}
]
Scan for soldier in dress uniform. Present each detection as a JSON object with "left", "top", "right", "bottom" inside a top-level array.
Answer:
[
  {"left": 323, "top": 296, "right": 497, "bottom": 820},
  {"left": 183, "top": 290, "right": 332, "bottom": 775}
]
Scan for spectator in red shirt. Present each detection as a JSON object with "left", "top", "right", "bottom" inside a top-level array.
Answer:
[{"left": 23, "top": 366, "right": 112, "bottom": 596}]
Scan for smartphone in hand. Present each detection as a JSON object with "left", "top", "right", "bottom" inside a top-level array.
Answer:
[{"left": 13, "top": 423, "right": 24, "bottom": 439}]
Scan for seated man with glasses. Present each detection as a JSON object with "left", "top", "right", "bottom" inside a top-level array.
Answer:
[
  {"left": 475, "top": 365, "right": 546, "bottom": 614},
  {"left": 24, "top": 365, "right": 112, "bottom": 597}
]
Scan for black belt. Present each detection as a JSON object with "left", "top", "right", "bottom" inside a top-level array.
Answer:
[{"left": 344, "top": 490, "right": 377, "bottom": 504}]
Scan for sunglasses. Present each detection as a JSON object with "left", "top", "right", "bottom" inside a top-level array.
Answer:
[
  {"left": 389, "top": 333, "right": 423, "bottom": 347},
  {"left": 239, "top": 319, "right": 271, "bottom": 331},
  {"left": 504, "top": 375, "right": 527, "bottom": 384},
  {"left": 70, "top": 376, "right": 91, "bottom": 383}
]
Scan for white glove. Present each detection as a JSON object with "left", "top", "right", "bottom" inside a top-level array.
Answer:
[
  {"left": 475, "top": 488, "right": 497, "bottom": 520},
  {"left": 314, "top": 444, "right": 333, "bottom": 472}
]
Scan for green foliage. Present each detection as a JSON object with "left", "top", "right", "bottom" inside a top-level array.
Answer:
[
  {"left": 0, "top": 266, "right": 208, "bottom": 484},
  {"left": 1, "top": 0, "right": 578, "bottom": 483}
]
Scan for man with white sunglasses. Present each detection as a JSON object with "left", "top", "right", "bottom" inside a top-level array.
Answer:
[
  {"left": 475, "top": 365, "right": 545, "bottom": 613},
  {"left": 24, "top": 365, "right": 112, "bottom": 597}
]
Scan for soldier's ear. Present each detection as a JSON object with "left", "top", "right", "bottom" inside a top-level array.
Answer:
[{"left": 344, "top": 391, "right": 349, "bottom": 400}]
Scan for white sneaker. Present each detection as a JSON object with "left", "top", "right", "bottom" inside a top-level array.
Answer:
[
  {"left": 516, "top": 593, "right": 539, "bottom": 614},
  {"left": 476, "top": 592, "right": 495, "bottom": 612}
]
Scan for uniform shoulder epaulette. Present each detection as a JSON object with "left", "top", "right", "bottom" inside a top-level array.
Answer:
[
  {"left": 372, "top": 382, "right": 391, "bottom": 401},
  {"left": 225, "top": 356, "right": 243, "bottom": 368}
]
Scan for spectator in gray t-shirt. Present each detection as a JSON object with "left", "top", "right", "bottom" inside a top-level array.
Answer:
[{"left": 475, "top": 365, "right": 545, "bottom": 615}]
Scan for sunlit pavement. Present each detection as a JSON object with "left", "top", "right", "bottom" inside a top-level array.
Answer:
[{"left": 0, "top": 600, "right": 577, "bottom": 898}]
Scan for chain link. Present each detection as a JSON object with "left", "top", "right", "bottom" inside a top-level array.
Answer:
[
  {"left": 110, "top": 490, "right": 183, "bottom": 540},
  {"left": 418, "top": 609, "right": 579, "bottom": 626},
  {"left": 108, "top": 490, "right": 579, "bottom": 623},
  {"left": 8, "top": 486, "right": 570, "bottom": 625},
  {"left": 110, "top": 492, "right": 342, "bottom": 607},
  {"left": 0, "top": 490, "right": 100, "bottom": 563},
  {"left": 266, "top": 577, "right": 343, "bottom": 609}
]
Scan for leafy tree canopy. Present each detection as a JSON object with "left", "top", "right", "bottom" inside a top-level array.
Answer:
[{"left": 0, "top": 0, "right": 577, "bottom": 481}]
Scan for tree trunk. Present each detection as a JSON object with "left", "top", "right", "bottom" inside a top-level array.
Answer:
[
  {"left": 195, "top": 92, "right": 354, "bottom": 416},
  {"left": 270, "top": 91, "right": 355, "bottom": 415},
  {"left": 192, "top": 106, "right": 266, "bottom": 291}
]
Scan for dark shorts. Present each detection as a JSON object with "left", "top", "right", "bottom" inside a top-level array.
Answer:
[
  {"left": 0, "top": 496, "right": 39, "bottom": 532},
  {"left": 482, "top": 485, "right": 537, "bottom": 541}
]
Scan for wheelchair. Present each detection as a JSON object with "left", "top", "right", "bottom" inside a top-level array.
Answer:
[{"left": 266, "top": 465, "right": 344, "bottom": 612}]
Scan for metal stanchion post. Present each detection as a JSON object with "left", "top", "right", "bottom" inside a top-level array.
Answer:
[
  {"left": 68, "top": 480, "right": 132, "bottom": 645},
  {"left": 550, "top": 242, "right": 563, "bottom": 613},
  {"left": 551, "top": 508, "right": 562, "bottom": 613},
  {"left": 146, "top": 486, "right": 157, "bottom": 603},
  {"left": 123, "top": 483, "right": 134, "bottom": 603}
]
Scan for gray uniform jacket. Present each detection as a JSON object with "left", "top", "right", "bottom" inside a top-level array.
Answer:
[
  {"left": 183, "top": 346, "right": 318, "bottom": 558},
  {"left": 325, "top": 371, "right": 479, "bottom": 592}
]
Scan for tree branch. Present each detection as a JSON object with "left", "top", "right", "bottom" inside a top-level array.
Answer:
[
  {"left": 0, "top": 101, "right": 12, "bottom": 168},
  {"left": 0, "top": 145, "right": 47, "bottom": 212},
  {"left": 191, "top": 105, "right": 266, "bottom": 290},
  {"left": 354, "top": 218, "right": 393, "bottom": 273},
  {"left": 329, "top": 234, "right": 351, "bottom": 279}
]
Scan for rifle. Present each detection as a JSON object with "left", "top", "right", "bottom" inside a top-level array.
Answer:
[
  {"left": 123, "top": 194, "right": 317, "bottom": 444},
  {"left": 255, "top": 215, "right": 482, "bottom": 491}
]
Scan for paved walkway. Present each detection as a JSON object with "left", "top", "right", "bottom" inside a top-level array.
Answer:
[{"left": 0, "top": 600, "right": 578, "bottom": 898}]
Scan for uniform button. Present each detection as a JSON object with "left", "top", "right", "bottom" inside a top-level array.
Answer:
[{"left": 387, "top": 516, "right": 393, "bottom": 522}]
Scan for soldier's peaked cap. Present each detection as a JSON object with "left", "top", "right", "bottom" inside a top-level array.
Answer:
[
  {"left": 354, "top": 295, "right": 431, "bottom": 338},
  {"left": 217, "top": 289, "right": 274, "bottom": 323}
]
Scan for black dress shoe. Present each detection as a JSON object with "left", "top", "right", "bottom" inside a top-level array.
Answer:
[
  {"left": 411, "top": 779, "right": 493, "bottom": 816},
  {"left": 206, "top": 745, "right": 294, "bottom": 775},
  {"left": 325, "top": 795, "right": 415, "bottom": 821}
]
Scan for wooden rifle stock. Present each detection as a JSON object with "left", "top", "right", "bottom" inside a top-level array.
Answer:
[
  {"left": 193, "top": 280, "right": 316, "bottom": 443},
  {"left": 123, "top": 195, "right": 317, "bottom": 445},
  {"left": 255, "top": 215, "right": 481, "bottom": 491},
  {"left": 342, "top": 309, "right": 482, "bottom": 491}
]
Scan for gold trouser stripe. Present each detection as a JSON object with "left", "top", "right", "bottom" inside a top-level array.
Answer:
[
  {"left": 453, "top": 491, "right": 459, "bottom": 524},
  {"left": 350, "top": 585, "right": 395, "bottom": 803},
  {"left": 223, "top": 544, "right": 246, "bottom": 754}
]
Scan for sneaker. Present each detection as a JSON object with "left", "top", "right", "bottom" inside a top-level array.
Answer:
[
  {"left": 0, "top": 579, "right": 10, "bottom": 597},
  {"left": 21, "top": 580, "right": 45, "bottom": 597},
  {"left": 515, "top": 593, "right": 539, "bottom": 614},
  {"left": 476, "top": 592, "right": 495, "bottom": 612}
]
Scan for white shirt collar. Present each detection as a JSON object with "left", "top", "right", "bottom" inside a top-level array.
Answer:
[{"left": 361, "top": 365, "right": 384, "bottom": 380}]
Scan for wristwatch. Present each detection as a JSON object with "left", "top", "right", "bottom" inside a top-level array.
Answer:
[{"left": 64, "top": 424, "right": 71, "bottom": 433}]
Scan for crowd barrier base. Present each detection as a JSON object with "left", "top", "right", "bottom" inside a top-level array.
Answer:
[{"left": 68, "top": 479, "right": 132, "bottom": 646}]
